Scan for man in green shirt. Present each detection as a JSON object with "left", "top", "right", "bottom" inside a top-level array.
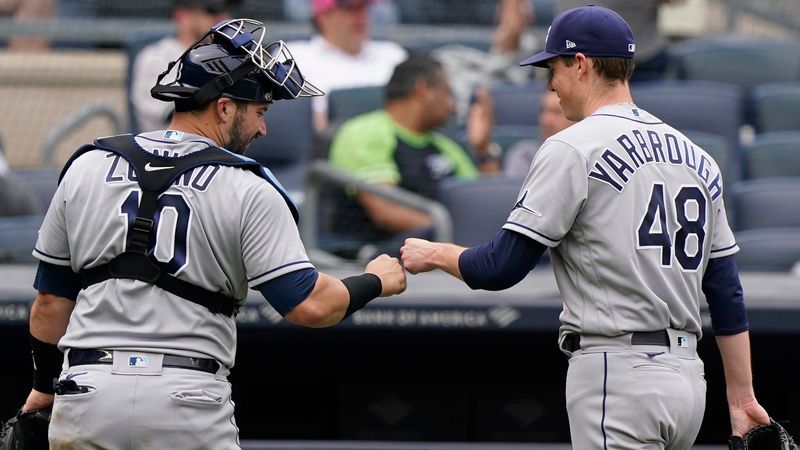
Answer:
[{"left": 329, "top": 54, "right": 500, "bottom": 246}]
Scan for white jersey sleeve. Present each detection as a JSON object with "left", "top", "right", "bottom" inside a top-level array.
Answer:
[
  {"left": 33, "top": 175, "right": 71, "bottom": 267},
  {"left": 709, "top": 197, "right": 738, "bottom": 259},
  {"left": 503, "top": 140, "right": 588, "bottom": 247},
  {"left": 241, "top": 181, "right": 314, "bottom": 287}
]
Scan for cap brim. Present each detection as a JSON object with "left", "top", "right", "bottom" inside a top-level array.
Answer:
[{"left": 519, "top": 51, "right": 560, "bottom": 68}]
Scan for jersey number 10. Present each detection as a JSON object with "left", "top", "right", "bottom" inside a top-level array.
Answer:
[
  {"left": 637, "top": 183, "right": 706, "bottom": 271},
  {"left": 121, "top": 191, "right": 191, "bottom": 274}
]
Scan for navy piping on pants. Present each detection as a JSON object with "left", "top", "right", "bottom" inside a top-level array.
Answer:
[{"left": 602, "top": 352, "right": 609, "bottom": 450}]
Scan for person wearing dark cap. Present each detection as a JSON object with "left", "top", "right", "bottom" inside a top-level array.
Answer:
[
  {"left": 131, "top": 0, "right": 239, "bottom": 133},
  {"left": 287, "top": 0, "right": 407, "bottom": 131},
  {"left": 400, "top": 5, "right": 772, "bottom": 448}
]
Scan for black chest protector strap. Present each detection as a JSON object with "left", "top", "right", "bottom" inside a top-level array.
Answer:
[{"left": 63, "top": 134, "right": 286, "bottom": 317}]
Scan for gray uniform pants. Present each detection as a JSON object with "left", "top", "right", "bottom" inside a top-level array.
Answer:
[
  {"left": 563, "top": 329, "right": 706, "bottom": 450},
  {"left": 49, "top": 350, "right": 240, "bottom": 450}
]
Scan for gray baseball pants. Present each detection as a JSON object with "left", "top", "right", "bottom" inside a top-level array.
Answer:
[
  {"left": 49, "top": 350, "right": 240, "bottom": 450},
  {"left": 562, "top": 329, "right": 706, "bottom": 450}
]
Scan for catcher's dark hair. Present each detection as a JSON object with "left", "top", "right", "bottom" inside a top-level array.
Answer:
[
  {"left": 560, "top": 55, "right": 635, "bottom": 82},
  {"left": 385, "top": 53, "right": 445, "bottom": 101}
]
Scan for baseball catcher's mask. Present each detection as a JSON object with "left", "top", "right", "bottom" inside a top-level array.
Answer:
[{"left": 151, "top": 18, "right": 323, "bottom": 108}]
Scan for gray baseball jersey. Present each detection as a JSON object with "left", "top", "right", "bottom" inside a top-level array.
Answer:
[
  {"left": 504, "top": 104, "right": 736, "bottom": 341},
  {"left": 33, "top": 130, "right": 313, "bottom": 368}
]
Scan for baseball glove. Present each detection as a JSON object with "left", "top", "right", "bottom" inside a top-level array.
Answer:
[
  {"left": 0, "top": 408, "right": 51, "bottom": 450},
  {"left": 728, "top": 420, "right": 798, "bottom": 450}
]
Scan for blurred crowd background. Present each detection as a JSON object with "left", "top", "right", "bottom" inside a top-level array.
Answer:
[{"left": 1, "top": 0, "right": 800, "bottom": 271}]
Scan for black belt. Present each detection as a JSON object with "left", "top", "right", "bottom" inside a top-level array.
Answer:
[
  {"left": 563, "top": 330, "right": 669, "bottom": 353},
  {"left": 68, "top": 349, "right": 220, "bottom": 374}
]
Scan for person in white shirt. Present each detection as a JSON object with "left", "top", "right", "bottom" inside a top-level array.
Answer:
[
  {"left": 130, "top": 0, "right": 235, "bottom": 133},
  {"left": 287, "top": 0, "right": 407, "bottom": 131}
]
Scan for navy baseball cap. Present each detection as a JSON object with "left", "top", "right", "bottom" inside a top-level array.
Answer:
[{"left": 519, "top": 5, "right": 635, "bottom": 68}]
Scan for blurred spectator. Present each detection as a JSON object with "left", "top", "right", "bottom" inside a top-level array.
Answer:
[
  {"left": 556, "top": 0, "right": 682, "bottom": 82},
  {"left": 433, "top": 0, "right": 538, "bottom": 122},
  {"left": 490, "top": 0, "right": 537, "bottom": 81},
  {"left": 0, "top": 0, "right": 56, "bottom": 50},
  {"left": 503, "top": 90, "right": 574, "bottom": 178},
  {"left": 0, "top": 140, "right": 9, "bottom": 175},
  {"left": 0, "top": 137, "right": 42, "bottom": 216},
  {"left": 287, "top": 0, "right": 407, "bottom": 131},
  {"left": 130, "top": 0, "right": 236, "bottom": 133},
  {"left": 283, "top": 0, "right": 399, "bottom": 25},
  {"left": 328, "top": 54, "right": 500, "bottom": 248}
]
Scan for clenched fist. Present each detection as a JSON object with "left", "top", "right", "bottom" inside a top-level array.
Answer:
[
  {"left": 400, "top": 238, "right": 440, "bottom": 275},
  {"left": 365, "top": 253, "right": 407, "bottom": 296}
]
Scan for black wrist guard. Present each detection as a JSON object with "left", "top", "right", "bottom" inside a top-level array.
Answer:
[
  {"left": 341, "top": 273, "right": 382, "bottom": 320},
  {"left": 30, "top": 334, "right": 63, "bottom": 394}
]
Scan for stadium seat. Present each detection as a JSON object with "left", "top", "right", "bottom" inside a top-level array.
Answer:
[
  {"left": 734, "top": 228, "right": 800, "bottom": 272},
  {"left": 531, "top": 0, "right": 557, "bottom": 25},
  {"left": 489, "top": 81, "right": 546, "bottom": 128},
  {"left": 730, "top": 178, "right": 800, "bottom": 231},
  {"left": 631, "top": 80, "right": 743, "bottom": 148},
  {"left": 450, "top": 125, "right": 538, "bottom": 161},
  {"left": 8, "top": 167, "right": 61, "bottom": 213},
  {"left": 742, "top": 132, "right": 800, "bottom": 180},
  {"left": 405, "top": 36, "right": 493, "bottom": 54},
  {"left": 0, "top": 215, "right": 44, "bottom": 263},
  {"left": 439, "top": 176, "right": 523, "bottom": 247},
  {"left": 682, "top": 130, "right": 740, "bottom": 185},
  {"left": 752, "top": 82, "right": 800, "bottom": 134},
  {"left": 327, "top": 85, "right": 385, "bottom": 127},
  {"left": 674, "top": 35, "right": 800, "bottom": 91},
  {"left": 244, "top": 97, "right": 314, "bottom": 197},
  {"left": 673, "top": 35, "right": 800, "bottom": 123},
  {"left": 492, "top": 125, "right": 539, "bottom": 156}
]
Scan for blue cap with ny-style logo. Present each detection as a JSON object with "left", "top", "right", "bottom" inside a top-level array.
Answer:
[{"left": 519, "top": 5, "right": 635, "bottom": 68}]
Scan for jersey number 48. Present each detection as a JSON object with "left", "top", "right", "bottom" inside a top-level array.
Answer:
[{"left": 637, "top": 183, "right": 706, "bottom": 271}]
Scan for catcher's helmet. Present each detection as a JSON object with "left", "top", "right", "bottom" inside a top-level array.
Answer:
[{"left": 151, "top": 18, "right": 323, "bottom": 109}]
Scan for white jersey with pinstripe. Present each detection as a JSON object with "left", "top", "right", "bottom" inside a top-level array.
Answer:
[
  {"left": 503, "top": 104, "right": 736, "bottom": 341},
  {"left": 33, "top": 130, "right": 313, "bottom": 368}
]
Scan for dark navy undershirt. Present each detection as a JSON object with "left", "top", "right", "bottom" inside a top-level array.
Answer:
[
  {"left": 458, "top": 229, "right": 546, "bottom": 291},
  {"left": 33, "top": 262, "right": 81, "bottom": 301},
  {"left": 702, "top": 254, "right": 749, "bottom": 335},
  {"left": 458, "top": 230, "right": 749, "bottom": 334},
  {"left": 256, "top": 268, "right": 318, "bottom": 316}
]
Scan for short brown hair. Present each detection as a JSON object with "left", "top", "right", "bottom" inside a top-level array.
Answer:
[{"left": 560, "top": 55, "right": 635, "bottom": 82}]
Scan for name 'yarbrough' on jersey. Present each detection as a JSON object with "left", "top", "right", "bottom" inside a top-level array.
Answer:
[{"left": 586, "top": 127, "right": 723, "bottom": 201}]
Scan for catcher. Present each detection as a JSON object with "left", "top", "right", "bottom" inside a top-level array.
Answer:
[{"left": 8, "top": 17, "right": 406, "bottom": 449}]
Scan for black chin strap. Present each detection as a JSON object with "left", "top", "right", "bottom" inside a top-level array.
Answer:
[{"left": 151, "top": 58, "right": 260, "bottom": 108}]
